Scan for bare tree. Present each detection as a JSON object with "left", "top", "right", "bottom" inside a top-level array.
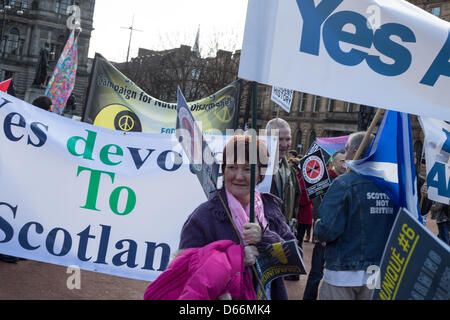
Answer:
[{"left": 117, "top": 34, "right": 241, "bottom": 102}]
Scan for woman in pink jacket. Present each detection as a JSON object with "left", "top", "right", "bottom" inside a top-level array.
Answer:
[{"left": 145, "top": 136, "right": 297, "bottom": 300}]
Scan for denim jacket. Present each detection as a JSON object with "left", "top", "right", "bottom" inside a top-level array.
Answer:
[{"left": 315, "top": 171, "right": 396, "bottom": 271}]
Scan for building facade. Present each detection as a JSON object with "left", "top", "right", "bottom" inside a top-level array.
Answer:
[
  {"left": 118, "top": 45, "right": 240, "bottom": 103},
  {"left": 0, "top": 0, "right": 95, "bottom": 115}
]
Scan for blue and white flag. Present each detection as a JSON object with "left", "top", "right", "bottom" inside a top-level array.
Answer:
[{"left": 347, "top": 111, "right": 423, "bottom": 223}]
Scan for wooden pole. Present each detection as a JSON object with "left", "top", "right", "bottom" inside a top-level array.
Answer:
[{"left": 353, "top": 108, "right": 384, "bottom": 160}]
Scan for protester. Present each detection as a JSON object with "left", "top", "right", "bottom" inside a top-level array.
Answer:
[
  {"left": 266, "top": 118, "right": 301, "bottom": 282},
  {"left": 431, "top": 202, "right": 450, "bottom": 246},
  {"left": 415, "top": 151, "right": 433, "bottom": 225},
  {"left": 288, "top": 150, "right": 298, "bottom": 160},
  {"left": 265, "top": 118, "right": 301, "bottom": 228},
  {"left": 179, "top": 135, "right": 298, "bottom": 300},
  {"left": 303, "top": 149, "right": 346, "bottom": 300},
  {"left": 315, "top": 132, "right": 396, "bottom": 300},
  {"left": 288, "top": 157, "right": 301, "bottom": 178},
  {"left": 296, "top": 171, "right": 313, "bottom": 248},
  {"left": 287, "top": 157, "right": 312, "bottom": 245},
  {"left": 32, "top": 95, "right": 52, "bottom": 111},
  {"left": 330, "top": 149, "right": 347, "bottom": 176}
]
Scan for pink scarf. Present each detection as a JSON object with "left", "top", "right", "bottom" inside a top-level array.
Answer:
[{"left": 225, "top": 189, "right": 268, "bottom": 246}]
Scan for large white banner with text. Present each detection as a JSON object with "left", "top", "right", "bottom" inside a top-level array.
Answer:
[
  {"left": 0, "top": 92, "right": 206, "bottom": 282},
  {"left": 0, "top": 92, "right": 278, "bottom": 282},
  {"left": 239, "top": 0, "right": 450, "bottom": 121}
]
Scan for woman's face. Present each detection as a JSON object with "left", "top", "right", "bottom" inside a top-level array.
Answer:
[{"left": 224, "top": 163, "right": 260, "bottom": 203}]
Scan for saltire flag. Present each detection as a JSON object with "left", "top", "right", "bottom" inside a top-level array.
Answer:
[
  {"left": 0, "top": 79, "right": 11, "bottom": 92},
  {"left": 316, "top": 135, "right": 349, "bottom": 157},
  {"left": 45, "top": 30, "right": 78, "bottom": 114},
  {"left": 346, "top": 111, "right": 423, "bottom": 223}
]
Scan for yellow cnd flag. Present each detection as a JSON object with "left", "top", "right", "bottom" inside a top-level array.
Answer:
[{"left": 83, "top": 53, "right": 242, "bottom": 134}]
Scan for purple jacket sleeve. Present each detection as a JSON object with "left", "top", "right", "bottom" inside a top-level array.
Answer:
[
  {"left": 179, "top": 204, "right": 211, "bottom": 250},
  {"left": 260, "top": 199, "right": 296, "bottom": 246}
]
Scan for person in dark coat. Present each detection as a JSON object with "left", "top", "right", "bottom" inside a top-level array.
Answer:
[{"left": 179, "top": 135, "right": 299, "bottom": 300}]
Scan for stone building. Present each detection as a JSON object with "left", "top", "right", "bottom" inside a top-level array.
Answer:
[{"left": 0, "top": 0, "right": 95, "bottom": 116}]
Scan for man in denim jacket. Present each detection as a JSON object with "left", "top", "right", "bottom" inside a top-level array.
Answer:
[{"left": 315, "top": 132, "right": 396, "bottom": 300}]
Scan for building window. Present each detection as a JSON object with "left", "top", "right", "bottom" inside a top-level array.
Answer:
[
  {"left": 313, "top": 95, "right": 321, "bottom": 112},
  {"left": 327, "top": 99, "right": 334, "bottom": 112},
  {"left": 50, "top": 34, "right": 67, "bottom": 60},
  {"left": 347, "top": 102, "right": 354, "bottom": 113},
  {"left": 2, "top": 70, "right": 14, "bottom": 82},
  {"left": 191, "top": 68, "right": 201, "bottom": 80},
  {"left": 5, "top": 28, "right": 19, "bottom": 55},
  {"left": 55, "top": 0, "right": 73, "bottom": 15},
  {"left": 10, "top": 1, "right": 29, "bottom": 9},
  {"left": 431, "top": 6, "right": 441, "bottom": 17},
  {"left": 298, "top": 92, "right": 307, "bottom": 112},
  {"left": 0, "top": 36, "right": 5, "bottom": 53}
]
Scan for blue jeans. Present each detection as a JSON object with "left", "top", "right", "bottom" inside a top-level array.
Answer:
[
  {"left": 437, "top": 221, "right": 450, "bottom": 246},
  {"left": 303, "top": 241, "right": 325, "bottom": 300}
]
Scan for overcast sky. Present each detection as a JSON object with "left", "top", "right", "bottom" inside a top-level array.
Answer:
[{"left": 88, "top": 0, "right": 249, "bottom": 62}]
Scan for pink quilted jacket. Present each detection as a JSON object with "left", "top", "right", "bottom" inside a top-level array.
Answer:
[{"left": 143, "top": 240, "right": 257, "bottom": 300}]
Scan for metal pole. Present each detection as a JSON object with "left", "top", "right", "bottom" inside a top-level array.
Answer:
[
  {"left": 122, "top": 15, "right": 142, "bottom": 64},
  {"left": 126, "top": 18, "right": 133, "bottom": 63},
  {"left": 250, "top": 81, "right": 258, "bottom": 223}
]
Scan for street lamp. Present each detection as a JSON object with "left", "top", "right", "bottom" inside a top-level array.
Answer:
[{"left": 0, "top": 1, "right": 24, "bottom": 54}]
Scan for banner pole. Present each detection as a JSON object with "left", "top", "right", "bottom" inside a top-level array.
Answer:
[
  {"left": 81, "top": 53, "right": 99, "bottom": 122},
  {"left": 250, "top": 81, "right": 258, "bottom": 223},
  {"left": 353, "top": 108, "right": 384, "bottom": 160}
]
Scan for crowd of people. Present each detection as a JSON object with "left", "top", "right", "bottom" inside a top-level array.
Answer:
[
  {"left": 143, "top": 116, "right": 448, "bottom": 301},
  {"left": 1, "top": 96, "right": 447, "bottom": 299}
]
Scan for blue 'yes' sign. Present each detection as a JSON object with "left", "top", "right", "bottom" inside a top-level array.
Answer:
[{"left": 296, "top": 0, "right": 450, "bottom": 86}]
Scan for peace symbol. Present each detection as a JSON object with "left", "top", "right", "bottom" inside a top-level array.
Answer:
[
  {"left": 118, "top": 115, "right": 135, "bottom": 131},
  {"left": 213, "top": 97, "right": 235, "bottom": 123}
]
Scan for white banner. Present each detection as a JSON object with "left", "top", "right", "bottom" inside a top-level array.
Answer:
[
  {"left": 239, "top": 0, "right": 450, "bottom": 121},
  {"left": 0, "top": 92, "right": 207, "bottom": 281},
  {"left": 419, "top": 117, "right": 450, "bottom": 205},
  {"left": 0, "top": 92, "right": 278, "bottom": 281},
  {"left": 271, "top": 86, "right": 294, "bottom": 113}
]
